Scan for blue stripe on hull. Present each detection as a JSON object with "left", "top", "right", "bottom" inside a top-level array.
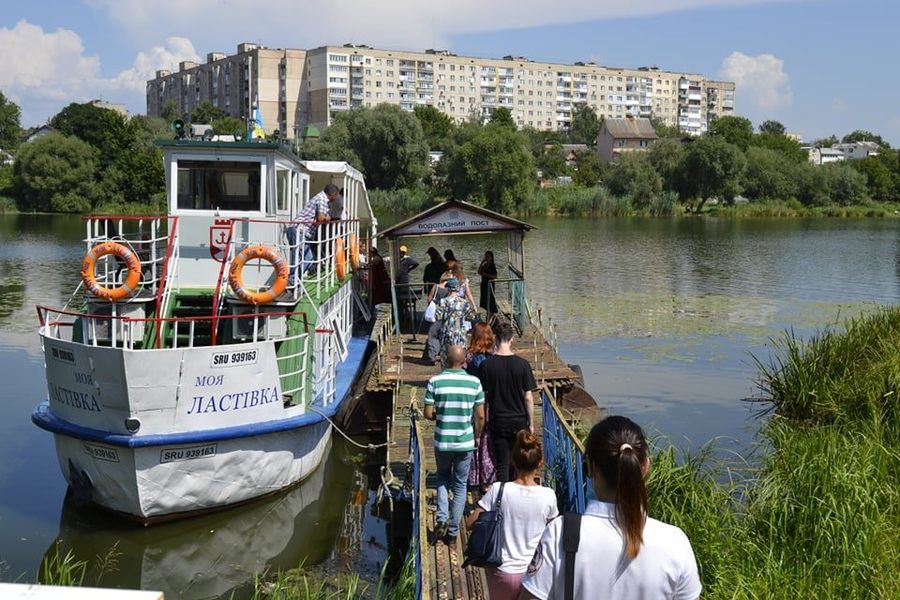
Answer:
[{"left": 32, "top": 336, "right": 371, "bottom": 448}]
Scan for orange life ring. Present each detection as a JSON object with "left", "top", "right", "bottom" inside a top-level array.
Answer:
[
  {"left": 348, "top": 234, "right": 360, "bottom": 272},
  {"left": 81, "top": 242, "right": 142, "bottom": 302},
  {"left": 335, "top": 237, "right": 347, "bottom": 280},
  {"left": 228, "top": 245, "right": 288, "bottom": 305}
]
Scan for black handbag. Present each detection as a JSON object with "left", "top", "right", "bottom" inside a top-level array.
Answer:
[{"left": 462, "top": 482, "right": 506, "bottom": 568}]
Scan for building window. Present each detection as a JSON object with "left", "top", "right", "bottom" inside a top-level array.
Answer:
[{"left": 329, "top": 54, "right": 348, "bottom": 63}]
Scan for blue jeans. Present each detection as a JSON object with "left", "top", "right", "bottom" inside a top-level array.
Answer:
[
  {"left": 435, "top": 449, "right": 473, "bottom": 536},
  {"left": 285, "top": 225, "right": 313, "bottom": 285}
]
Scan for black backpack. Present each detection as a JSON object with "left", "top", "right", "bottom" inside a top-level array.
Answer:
[{"left": 563, "top": 512, "right": 582, "bottom": 600}]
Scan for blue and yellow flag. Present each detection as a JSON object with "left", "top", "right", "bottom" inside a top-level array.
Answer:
[{"left": 251, "top": 106, "right": 265, "bottom": 140}]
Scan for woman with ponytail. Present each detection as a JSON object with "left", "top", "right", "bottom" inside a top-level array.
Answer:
[
  {"left": 465, "top": 430, "right": 558, "bottom": 600},
  {"left": 520, "top": 416, "right": 701, "bottom": 600}
]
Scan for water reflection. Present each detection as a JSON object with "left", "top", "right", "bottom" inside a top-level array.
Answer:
[{"left": 44, "top": 440, "right": 376, "bottom": 600}]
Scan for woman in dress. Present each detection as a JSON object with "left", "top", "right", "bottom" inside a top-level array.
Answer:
[
  {"left": 466, "top": 322, "right": 496, "bottom": 491},
  {"left": 478, "top": 250, "right": 498, "bottom": 317},
  {"left": 466, "top": 430, "right": 558, "bottom": 600},
  {"left": 451, "top": 263, "right": 479, "bottom": 313},
  {"left": 434, "top": 277, "right": 475, "bottom": 366}
]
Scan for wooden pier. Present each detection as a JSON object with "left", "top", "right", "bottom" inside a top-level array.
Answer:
[{"left": 369, "top": 310, "right": 589, "bottom": 600}]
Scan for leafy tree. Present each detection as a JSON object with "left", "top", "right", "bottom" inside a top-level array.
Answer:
[
  {"left": 50, "top": 102, "right": 135, "bottom": 168},
  {"left": 647, "top": 138, "right": 686, "bottom": 195},
  {"left": 130, "top": 116, "right": 172, "bottom": 150},
  {"left": 414, "top": 105, "right": 455, "bottom": 151},
  {"left": 824, "top": 163, "right": 870, "bottom": 205},
  {"left": 489, "top": 107, "right": 516, "bottom": 129},
  {"left": 605, "top": 152, "right": 662, "bottom": 208},
  {"left": 708, "top": 116, "right": 753, "bottom": 151},
  {"left": 106, "top": 148, "right": 165, "bottom": 205},
  {"left": 743, "top": 146, "right": 801, "bottom": 201},
  {"left": 569, "top": 103, "right": 602, "bottom": 146},
  {"left": 681, "top": 136, "right": 746, "bottom": 211},
  {"left": 211, "top": 116, "right": 246, "bottom": 137},
  {"left": 841, "top": 129, "right": 890, "bottom": 149},
  {"left": 313, "top": 105, "right": 429, "bottom": 190},
  {"left": 572, "top": 150, "right": 603, "bottom": 187},
  {"left": 0, "top": 91, "right": 22, "bottom": 151},
  {"left": 751, "top": 132, "right": 807, "bottom": 162},
  {"left": 649, "top": 116, "right": 681, "bottom": 139},
  {"left": 444, "top": 123, "right": 534, "bottom": 213},
  {"left": 758, "top": 120, "right": 787, "bottom": 135},
  {"left": 536, "top": 145, "right": 568, "bottom": 180},
  {"left": 851, "top": 156, "right": 895, "bottom": 201},
  {"left": 299, "top": 120, "right": 362, "bottom": 169},
  {"left": 160, "top": 99, "right": 181, "bottom": 122},
  {"left": 191, "top": 101, "right": 224, "bottom": 125},
  {"left": 811, "top": 134, "right": 839, "bottom": 148},
  {"left": 13, "top": 133, "right": 99, "bottom": 212}
]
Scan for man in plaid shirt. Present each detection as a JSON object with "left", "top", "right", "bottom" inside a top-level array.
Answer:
[{"left": 286, "top": 184, "right": 339, "bottom": 284}]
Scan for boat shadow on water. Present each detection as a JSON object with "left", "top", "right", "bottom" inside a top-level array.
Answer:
[{"left": 41, "top": 438, "right": 386, "bottom": 600}]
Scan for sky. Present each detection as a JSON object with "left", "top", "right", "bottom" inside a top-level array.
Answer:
[{"left": 0, "top": 0, "right": 897, "bottom": 144}]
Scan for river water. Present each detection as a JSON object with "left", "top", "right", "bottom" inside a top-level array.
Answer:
[{"left": 1, "top": 214, "right": 898, "bottom": 595}]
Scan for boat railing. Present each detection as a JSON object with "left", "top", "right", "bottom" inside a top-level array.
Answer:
[
  {"left": 372, "top": 304, "right": 396, "bottom": 379},
  {"left": 313, "top": 327, "right": 337, "bottom": 405},
  {"left": 229, "top": 217, "right": 362, "bottom": 304},
  {"left": 36, "top": 305, "right": 311, "bottom": 351},
  {"left": 153, "top": 216, "right": 180, "bottom": 348},
  {"left": 82, "top": 216, "right": 176, "bottom": 300},
  {"left": 541, "top": 387, "right": 589, "bottom": 513}
]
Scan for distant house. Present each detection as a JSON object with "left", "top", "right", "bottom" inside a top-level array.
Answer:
[
  {"left": 0, "top": 149, "right": 13, "bottom": 166},
  {"left": 596, "top": 116, "right": 658, "bottom": 162},
  {"left": 23, "top": 125, "right": 56, "bottom": 144},
  {"left": 89, "top": 99, "right": 129, "bottom": 117},
  {"left": 804, "top": 146, "right": 845, "bottom": 166},
  {"left": 832, "top": 141, "right": 880, "bottom": 160}
]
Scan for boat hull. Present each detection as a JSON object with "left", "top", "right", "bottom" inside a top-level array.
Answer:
[{"left": 52, "top": 420, "right": 331, "bottom": 521}]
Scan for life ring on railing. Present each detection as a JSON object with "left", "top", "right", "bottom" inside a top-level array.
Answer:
[
  {"left": 335, "top": 237, "right": 347, "bottom": 280},
  {"left": 228, "top": 245, "right": 289, "bottom": 305},
  {"left": 348, "top": 234, "right": 360, "bottom": 272},
  {"left": 81, "top": 242, "right": 141, "bottom": 302}
]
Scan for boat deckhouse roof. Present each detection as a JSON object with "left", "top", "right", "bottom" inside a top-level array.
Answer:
[{"left": 379, "top": 199, "right": 534, "bottom": 238}]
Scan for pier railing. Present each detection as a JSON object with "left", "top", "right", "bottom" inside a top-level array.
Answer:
[{"left": 541, "top": 388, "right": 589, "bottom": 513}]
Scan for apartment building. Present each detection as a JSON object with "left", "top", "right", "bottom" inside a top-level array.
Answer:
[{"left": 146, "top": 43, "right": 736, "bottom": 137}]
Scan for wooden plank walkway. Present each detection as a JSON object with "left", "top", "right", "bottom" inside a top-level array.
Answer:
[{"left": 374, "top": 320, "right": 579, "bottom": 600}]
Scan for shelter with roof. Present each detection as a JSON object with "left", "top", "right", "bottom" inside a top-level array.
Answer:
[
  {"left": 596, "top": 116, "right": 659, "bottom": 162},
  {"left": 378, "top": 199, "right": 535, "bottom": 333}
]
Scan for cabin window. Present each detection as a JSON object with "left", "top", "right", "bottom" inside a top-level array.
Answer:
[
  {"left": 176, "top": 160, "right": 262, "bottom": 211},
  {"left": 276, "top": 169, "right": 289, "bottom": 212}
]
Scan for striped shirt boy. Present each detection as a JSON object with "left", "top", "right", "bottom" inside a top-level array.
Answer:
[{"left": 424, "top": 368, "right": 485, "bottom": 452}]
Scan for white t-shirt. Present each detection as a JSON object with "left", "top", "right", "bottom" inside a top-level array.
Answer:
[
  {"left": 478, "top": 481, "right": 559, "bottom": 574},
  {"left": 521, "top": 500, "right": 701, "bottom": 600}
]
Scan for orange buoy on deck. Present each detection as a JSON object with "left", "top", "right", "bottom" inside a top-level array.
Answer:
[
  {"left": 228, "top": 245, "right": 289, "bottom": 305},
  {"left": 348, "top": 233, "right": 360, "bottom": 271},
  {"left": 335, "top": 237, "right": 347, "bottom": 279},
  {"left": 81, "top": 242, "right": 142, "bottom": 302}
]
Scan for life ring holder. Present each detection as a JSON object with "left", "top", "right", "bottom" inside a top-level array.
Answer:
[
  {"left": 335, "top": 237, "right": 347, "bottom": 280},
  {"left": 348, "top": 233, "right": 360, "bottom": 272},
  {"left": 80, "top": 241, "right": 142, "bottom": 302},
  {"left": 228, "top": 245, "right": 289, "bottom": 305}
]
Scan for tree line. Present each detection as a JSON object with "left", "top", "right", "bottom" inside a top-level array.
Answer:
[
  {"left": 0, "top": 91, "right": 167, "bottom": 213},
  {"left": 2, "top": 88, "right": 898, "bottom": 215}
]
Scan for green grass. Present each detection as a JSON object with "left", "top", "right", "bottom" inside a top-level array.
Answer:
[
  {"left": 644, "top": 306, "right": 900, "bottom": 599},
  {"left": 706, "top": 199, "right": 900, "bottom": 219}
]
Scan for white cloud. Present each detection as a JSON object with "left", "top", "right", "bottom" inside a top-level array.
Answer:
[
  {"left": 720, "top": 51, "right": 792, "bottom": 111},
  {"left": 0, "top": 20, "right": 197, "bottom": 125},
  {"left": 87, "top": 0, "right": 796, "bottom": 51}
]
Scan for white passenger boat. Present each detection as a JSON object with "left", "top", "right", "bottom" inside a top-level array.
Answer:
[{"left": 32, "top": 139, "right": 376, "bottom": 522}]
